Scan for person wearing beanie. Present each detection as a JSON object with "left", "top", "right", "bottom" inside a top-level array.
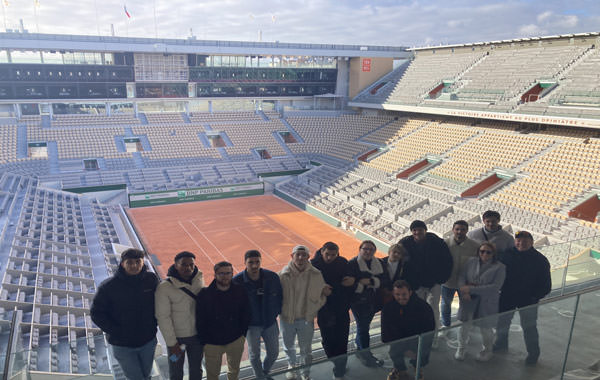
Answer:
[
  {"left": 279, "top": 245, "right": 328, "bottom": 380},
  {"left": 91, "top": 248, "right": 160, "bottom": 380},
  {"left": 155, "top": 251, "right": 205, "bottom": 380},
  {"left": 399, "top": 220, "right": 453, "bottom": 337}
]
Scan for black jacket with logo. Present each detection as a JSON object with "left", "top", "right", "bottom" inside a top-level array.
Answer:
[{"left": 91, "top": 265, "right": 160, "bottom": 347}]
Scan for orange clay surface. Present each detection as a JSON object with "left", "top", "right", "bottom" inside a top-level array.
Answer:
[{"left": 127, "top": 195, "right": 383, "bottom": 280}]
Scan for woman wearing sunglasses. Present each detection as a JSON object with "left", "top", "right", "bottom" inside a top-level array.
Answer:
[{"left": 454, "top": 242, "right": 506, "bottom": 362}]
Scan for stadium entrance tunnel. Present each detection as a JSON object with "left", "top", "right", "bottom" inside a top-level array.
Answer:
[
  {"left": 396, "top": 156, "right": 441, "bottom": 179},
  {"left": 521, "top": 81, "right": 557, "bottom": 103},
  {"left": 569, "top": 193, "right": 600, "bottom": 223},
  {"left": 357, "top": 148, "right": 379, "bottom": 162},
  {"left": 461, "top": 172, "right": 513, "bottom": 198},
  {"left": 428, "top": 80, "right": 454, "bottom": 99}
]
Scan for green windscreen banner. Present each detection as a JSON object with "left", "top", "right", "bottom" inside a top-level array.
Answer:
[{"left": 128, "top": 182, "right": 264, "bottom": 207}]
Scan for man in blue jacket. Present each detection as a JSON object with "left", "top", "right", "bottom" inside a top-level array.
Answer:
[
  {"left": 233, "top": 250, "right": 282, "bottom": 380},
  {"left": 91, "top": 249, "right": 160, "bottom": 380}
]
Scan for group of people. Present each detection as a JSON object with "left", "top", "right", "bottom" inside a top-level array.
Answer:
[{"left": 90, "top": 210, "right": 551, "bottom": 380}]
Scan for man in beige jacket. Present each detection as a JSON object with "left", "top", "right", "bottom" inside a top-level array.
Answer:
[
  {"left": 279, "top": 245, "right": 329, "bottom": 380},
  {"left": 441, "top": 220, "right": 479, "bottom": 330},
  {"left": 155, "top": 251, "right": 204, "bottom": 380}
]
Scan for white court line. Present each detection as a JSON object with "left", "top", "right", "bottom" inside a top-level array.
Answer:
[
  {"left": 189, "top": 220, "right": 229, "bottom": 262},
  {"left": 177, "top": 221, "right": 215, "bottom": 265},
  {"left": 257, "top": 212, "right": 318, "bottom": 254},
  {"left": 235, "top": 227, "right": 280, "bottom": 265},
  {"left": 199, "top": 221, "right": 272, "bottom": 234}
]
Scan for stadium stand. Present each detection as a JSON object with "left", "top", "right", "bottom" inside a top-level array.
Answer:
[
  {"left": 1, "top": 31, "right": 600, "bottom": 380},
  {"left": 365, "top": 120, "right": 477, "bottom": 173},
  {"left": 386, "top": 51, "right": 484, "bottom": 105},
  {"left": 286, "top": 114, "right": 393, "bottom": 161}
]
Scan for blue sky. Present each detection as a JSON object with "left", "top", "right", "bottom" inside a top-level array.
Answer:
[{"left": 3, "top": 0, "right": 600, "bottom": 46}]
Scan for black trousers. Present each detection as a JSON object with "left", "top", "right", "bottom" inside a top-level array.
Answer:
[{"left": 318, "top": 308, "right": 350, "bottom": 377}]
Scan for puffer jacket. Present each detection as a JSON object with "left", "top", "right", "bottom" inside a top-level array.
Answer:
[
  {"left": 91, "top": 264, "right": 159, "bottom": 347},
  {"left": 279, "top": 261, "right": 327, "bottom": 324},
  {"left": 155, "top": 265, "right": 204, "bottom": 347}
]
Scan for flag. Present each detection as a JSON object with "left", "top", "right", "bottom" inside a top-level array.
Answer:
[{"left": 124, "top": 4, "right": 131, "bottom": 18}]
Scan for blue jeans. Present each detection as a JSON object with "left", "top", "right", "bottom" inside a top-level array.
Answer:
[
  {"left": 351, "top": 302, "right": 377, "bottom": 350},
  {"left": 281, "top": 319, "right": 314, "bottom": 377},
  {"left": 246, "top": 323, "right": 280, "bottom": 379},
  {"left": 440, "top": 285, "right": 458, "bottom": 327},
  {"left": 111, "top": 337, "right": 157, "bottom": 380}
]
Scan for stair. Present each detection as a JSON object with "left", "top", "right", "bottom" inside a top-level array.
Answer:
[
  {"left": 47, "top": 141, "right": 60, "bottom": 174},
  {"left": 131, "top": 152, "right": 145, "bottom": 169},
  {"left": 257, "top": 110, "right": 270, "bottom": 121},
  {"left": 137, "top": 113, "right": 149, "bottom": 125},
  {"left": 280, "top": 118, "right": 305, "bottom": 143},
  {"left": 272, "top": 131, "right": 294, "bottom": 156},
  {"left": 41, "top": 115, "right": 52, "bottom": 128},
  {"left": 16, "top": 124, "right": 28, "bottom": 159}
]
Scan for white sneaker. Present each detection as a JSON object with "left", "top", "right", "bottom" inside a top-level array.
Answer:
[
  {"left": 454, "top": 347, "right": 466, "bottom": 361},
  {"left": 285, "top": 368, "right": 297, "bottom": 380},
  {"left": 476, "top": 349, "right": 493, "bottom": 362}
]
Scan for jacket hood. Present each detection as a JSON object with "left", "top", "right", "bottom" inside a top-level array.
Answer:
[
  {"left": 280, "top": 260, "right": 317, "bottom": 276},
  {"left": 167, "top": 264, "right": 199, "bottom": 285}
]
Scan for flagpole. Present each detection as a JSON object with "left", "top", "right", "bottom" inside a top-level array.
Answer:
[
  {"left": 94, "top": 0, "right": 100, "bottom": 36},
  {"left": 153, "top": 0, "right": 157, "bottom": 38},
  {"left": 33, "top": 0, "right": 39, "bottom": 33},
  {"left": 1, "top": 2, "right": 6, "bottom": 31}
]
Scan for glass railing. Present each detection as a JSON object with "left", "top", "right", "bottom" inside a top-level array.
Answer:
[
  {"left": 2, "top": 235, "right": 599, "bottom": 379},
  {"left": 541, "top": 235, "right": 600, "bottom": 295},
  {"left": 267, "top": 286, "right": 600, "bottom": 380}
]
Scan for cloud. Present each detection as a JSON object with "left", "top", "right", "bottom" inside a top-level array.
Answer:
[
  {"left": 3, "top": 0, "right": 599, "bottom": 47},
  {"left": 537, "top": 11, "right": 553, "bottom": 23},
  {"left": 556, "top": 14, "right": 579, "bottom": 28},
  {"left": 519, "top": 24, "right": 545, "bottom": 36}
]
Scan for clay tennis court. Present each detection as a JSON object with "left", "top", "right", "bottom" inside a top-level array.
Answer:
[{"left": 127, "top": 195, "right": 374, "bottom": 279}]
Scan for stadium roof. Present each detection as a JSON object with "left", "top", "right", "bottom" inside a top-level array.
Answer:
[
  {"left": 0, "top": 32, "right": 409, "bottom": 58},
  {"left": 409, "top": 31, "right": 600, "bottom": 51}
]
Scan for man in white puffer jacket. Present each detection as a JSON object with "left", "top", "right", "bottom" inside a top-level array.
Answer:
[
  {"left": 156, "top": 251, "right": 204, "bottom": 380},
  {"left": 279, "top": 245, "right": 329, "bottom": 380}
]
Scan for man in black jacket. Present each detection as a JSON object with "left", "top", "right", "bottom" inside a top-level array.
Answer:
[
  {"left": 494, "top": 231, "right": 551, "bottom": 366},
  {"left": 399, "top": 220, "right": 452, "bottom": 334},
  {"left": 347, "top": 240, "right": 386, "bottom": 367},
  {"left": 91, "top": 249, "right": 160, "bottom": 380},
  {"left": 197, "top": 261, "right": 251, "bottom": 380},
  {"left": 382, "top": 280, "right": 435, "bottom": 380},
  {"left": 311, "top": 242, "right": 354, "bottom": 380}
]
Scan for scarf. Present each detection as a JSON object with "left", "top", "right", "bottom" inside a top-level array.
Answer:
[{"left": 355, "top": 256, "right": 383, "bottom": 294}]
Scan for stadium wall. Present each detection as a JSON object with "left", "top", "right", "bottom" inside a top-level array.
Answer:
[
  {"left": 348, "top": 57, "right": 394, "bottom": 98},
  {"left": 128, "top": 182, "right": 264, "bottom": 207}
]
